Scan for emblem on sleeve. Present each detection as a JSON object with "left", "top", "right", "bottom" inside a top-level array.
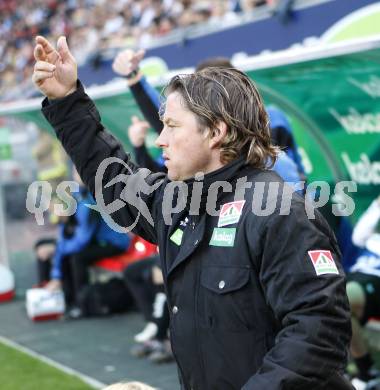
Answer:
[
  {"left": 218, "top": 200, "right": 246, "bottom": 227},
  {"left": 308, "top": 250, "right": 339, "bottom": 276}
]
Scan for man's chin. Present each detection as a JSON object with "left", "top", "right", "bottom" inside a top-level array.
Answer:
[
  {"left": 167, "top": 170, "right": 178, "bottom": 181},
  {"left": 167, "top": 170, "right": 188, "bottom": 181}
]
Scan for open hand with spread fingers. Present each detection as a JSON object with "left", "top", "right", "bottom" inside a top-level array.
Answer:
[{"left": 32, "top": 35, "right": 77, "bottom": 99}]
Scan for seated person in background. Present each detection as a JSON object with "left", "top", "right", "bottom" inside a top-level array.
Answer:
[
  {"left": 34, "top": 237, "right": 57, "bottom": 286},
  {"left": 45, "top": 167, "right": 131, "bottom": 318},
  {"left": 34, "top": 192, "right": 85, "bottom": 286},
  {"left": 347, "top": 196, "right": 380, "bottom": 386}
]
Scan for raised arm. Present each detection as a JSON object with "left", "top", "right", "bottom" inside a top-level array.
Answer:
[
  {"left": 113, "top": 49, "right": 163, "bottom": 134},
  {"left": 33, "top": 36, "right": 164, "bottom": 243}
]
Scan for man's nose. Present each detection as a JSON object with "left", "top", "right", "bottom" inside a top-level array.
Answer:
[{"left": 155, "top": 130, "right": 167, "bottom": 148}]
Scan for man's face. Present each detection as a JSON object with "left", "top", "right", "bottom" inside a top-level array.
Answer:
[{"left": 156, "top": 92, "right": 215, "bottom": 181}]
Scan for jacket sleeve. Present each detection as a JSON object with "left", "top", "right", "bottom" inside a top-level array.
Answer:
[
  {"left": 352, "top": 199, "right": 380, "bottom": 248},
  {"left": 134, "top": 145, "right": 166, "bottom": 173},
  {"left": 41, "top": 81, "right": 165, "bottom": 244},
  {"left": 243, "top": 200, "right": 352, "bottom": 389},
  {"left": 129, "top": 77, "right": 163, "bottom": 134}
]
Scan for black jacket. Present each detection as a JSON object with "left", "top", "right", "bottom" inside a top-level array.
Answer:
[{"left": 42, "top": 83, "right": 353, "bottom": 390}]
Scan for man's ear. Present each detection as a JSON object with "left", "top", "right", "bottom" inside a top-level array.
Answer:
[{"left": 209, "top": 121, "right": 227, "bottom": 149}]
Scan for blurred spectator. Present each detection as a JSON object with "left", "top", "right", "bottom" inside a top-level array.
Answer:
[
  {"left": 32, "top": 130, "right": 68, "bottom": 186},
  {"left": 0, "top": 0, "right": 271, "bottom": 102},
  {"left": 267, "top": 105, "right": 306, "bottom": 179},
  {"left": 32, "top": 130, "right": 69, "bottom": 223}
]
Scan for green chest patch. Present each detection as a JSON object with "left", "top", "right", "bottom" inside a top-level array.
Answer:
[
  {"left": 209, "top": 227, "right": 236, "bottom": 247},
  {"left": 170, "top": 228, "right": 184, "bottom": 246}
]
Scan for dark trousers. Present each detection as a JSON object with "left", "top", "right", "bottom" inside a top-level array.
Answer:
[
  {"left": 123, "top": 255, "right": 170, "bottom": 341},
  {"left": 61, "top": 242, "right": 124, "bottom": 306},
  {"left": 37, "top": 260, "right": 52, "bottom": 284},
  {"left": 152, "top": 286, "right": 170, "bottom": 341},
  {"left": 35, "top": 238, "right": 56, "bottom": 284}
]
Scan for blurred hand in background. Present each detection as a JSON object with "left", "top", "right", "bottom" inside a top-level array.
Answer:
[
  {"left": 128, "top": 116, "right": 150, "bottom": 147},
  {"left": 112, "top": 49, "right": 145, "bottom": 77}
]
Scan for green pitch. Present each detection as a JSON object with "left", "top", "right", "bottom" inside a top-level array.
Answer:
[{"left": 0, "top": 341, "right": 95, "bottom": 390}]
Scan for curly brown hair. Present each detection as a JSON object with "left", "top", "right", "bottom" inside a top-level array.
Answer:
[{"left": 163, "top": 67, "right": 278, "bottom": 169}]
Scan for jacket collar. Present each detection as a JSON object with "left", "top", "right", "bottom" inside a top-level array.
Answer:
[{"left": 183, "top": 156, "right": 248, "bottom": 213}]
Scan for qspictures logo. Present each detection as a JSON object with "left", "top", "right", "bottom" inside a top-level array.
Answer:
[{"left": 26, "top": 157, "right": 358, "bottom": 232}]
